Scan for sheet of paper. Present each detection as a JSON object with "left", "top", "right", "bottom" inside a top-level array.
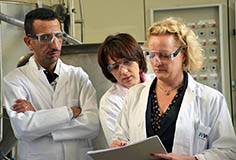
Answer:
[{"left": 87, "top": 135, "right": 167, "bottom": 160}]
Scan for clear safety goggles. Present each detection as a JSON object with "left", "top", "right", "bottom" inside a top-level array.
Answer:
[
  {"left": 107, "top": 59, "right": 135, "bottom": 73},
  {"left": 27, "top": 32, "right": 65, "bottom": 44},
  {"left": 144, "top": 47, "right": 183, "bottom": 63}
]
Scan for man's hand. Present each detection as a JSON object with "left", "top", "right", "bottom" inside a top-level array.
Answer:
[
  {"left": 12, "top": 99, "right": 36, "bottom": 113},
  {"left": 71, "top": 106, "right": 82, "bottom": 118},
  {"left": 151, "top": 153, "right": 197, "bottom": 160}
]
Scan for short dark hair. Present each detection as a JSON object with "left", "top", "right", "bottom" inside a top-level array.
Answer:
[
  {"left": 98, "top": 33, "right": 147, "bottom": 83},
  {"left": 24, "top": 8, "right": 61, "bottom": 35}
]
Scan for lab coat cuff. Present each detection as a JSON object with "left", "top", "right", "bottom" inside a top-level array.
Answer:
[{"left": 67, "top": 107, "right": 73, "bottom": 119}]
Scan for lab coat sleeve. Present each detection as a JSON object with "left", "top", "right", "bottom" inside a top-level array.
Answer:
[
  {"left": 51, "top": 69, "right": 100, "bottom": 141},
  {"left": 3, "top": 78, "right": 71, "bottom": 142},
  {"left": 112, "top": 94, "right": 130, "bottom": 142},
  {"left": 99, "top": 97, "right": 119, "bottom": 145},
  {"left": 195, "top": 95, "right": 236, "bottom": 160}
]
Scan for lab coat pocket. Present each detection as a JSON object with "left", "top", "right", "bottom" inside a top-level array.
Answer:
[
  {"left": 64, "top": 140, "right": 92, "bottom": 160},
  {"left": 195, "top": 124, "right": 211, "bottom": 153},
  {"left": 27, "top": 152, "right": 56, "bottom": 160}
]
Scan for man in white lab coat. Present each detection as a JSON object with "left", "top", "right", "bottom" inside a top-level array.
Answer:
[{"left": 3, "top": 8, "right": 99, "bottom": 160}]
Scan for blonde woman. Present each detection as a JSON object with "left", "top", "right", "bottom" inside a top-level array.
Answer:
[{"left": 111, "top": 17, "right": 236, "bottom": 160}]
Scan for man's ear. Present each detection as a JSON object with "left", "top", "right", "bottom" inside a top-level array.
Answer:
[{"left": 24, "top": 36, "right": 33, "bottom": 51}]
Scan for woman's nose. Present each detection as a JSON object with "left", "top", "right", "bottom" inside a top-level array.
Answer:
[
  {"left": 119, "top": 64, "right": 129, "bottom": 74},
  {"left": 154, "top": 56, "right": 162, "bottom": 65}
]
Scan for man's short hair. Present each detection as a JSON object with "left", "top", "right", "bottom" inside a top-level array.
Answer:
[{"left": 24, "top": 8, "right": 61, "bottom": 35}]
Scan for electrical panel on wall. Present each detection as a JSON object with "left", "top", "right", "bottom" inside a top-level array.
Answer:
[
  {"left": 191, "top": 18, "right": 220, "bottom": 91},
  {"left": 150, "top": 4, "right": 225, "bottom": 94}
]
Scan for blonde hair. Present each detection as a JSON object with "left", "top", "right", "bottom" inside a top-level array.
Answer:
[{"left": 146, "top": 17, "right": 203, "bottom": 73}]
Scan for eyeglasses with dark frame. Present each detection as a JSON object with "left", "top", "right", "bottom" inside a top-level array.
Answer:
[{"left": 27, "top": 32, "right": 65, "bottom": 44}]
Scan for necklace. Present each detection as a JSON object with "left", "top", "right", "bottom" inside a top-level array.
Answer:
[{"left": 157, "top": 82, "right": 183, "bottom": 96}]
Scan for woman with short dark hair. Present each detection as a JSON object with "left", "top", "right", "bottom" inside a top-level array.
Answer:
[{"left": 98, "top": 33, "right": 149, "bottom": 145}]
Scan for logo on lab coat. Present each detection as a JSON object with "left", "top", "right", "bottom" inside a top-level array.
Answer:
[{"left": 199, "top": 132, "right": 208, "bottom": 139}]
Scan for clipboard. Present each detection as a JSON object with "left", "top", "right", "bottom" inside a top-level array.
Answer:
[{"left": 87, "top": 135, "right": 167, "bottom": 160}]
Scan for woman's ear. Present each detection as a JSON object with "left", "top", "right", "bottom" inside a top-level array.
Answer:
[
  {"left": 24, "top": 36, "right": 34, "bottom": 51},
  {"left": 182, "top": 48, "right": 187, "bottom": 63}
]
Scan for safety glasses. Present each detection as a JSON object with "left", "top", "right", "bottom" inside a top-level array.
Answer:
[
  {"left": 107, "top": 59, "right": 135, "bottom": 72},
  {"left": 27, "top": 32, "right": 65, "bottom": 44},
  {"left": 144, "top": 47, "right": 183, "bottom": 63}
]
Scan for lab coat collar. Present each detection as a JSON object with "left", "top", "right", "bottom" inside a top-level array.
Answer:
[
  {"left": 25, "top": 57, "right": 54, "bottom": 106},
  {"left": 172, "top": 73, "right": 198, "bottom": 155},
  {"left": 27, "top": 56, "right": 70, "bottom": 96},
  {"left": 186, "top": 73, "right": 198, "bottom": 94},
  {"left": 116, "top": 83, "right": 129, "bottom": 97},
  {"left": 54, "top": 61, "right": 70, "bottom": 93},
  {"left": 179, "top": 73, "right": 197, "bottom": 112},
  {"left": 29, "top": 56, "right": 61, "bottom": 76}
]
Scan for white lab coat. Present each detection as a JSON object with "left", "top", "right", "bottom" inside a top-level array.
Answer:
[
  {"left": 113, "top": 73, "right": 236, "bottom": 160},
  {"left": 99, "top": 73, "right": 155, "bottom": 145},
  {"left": 3, "top": 57, "right": 100, "bottom": 160},
  {"left": 99, "top": 83, "right": 128, "bottom": 145}
]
